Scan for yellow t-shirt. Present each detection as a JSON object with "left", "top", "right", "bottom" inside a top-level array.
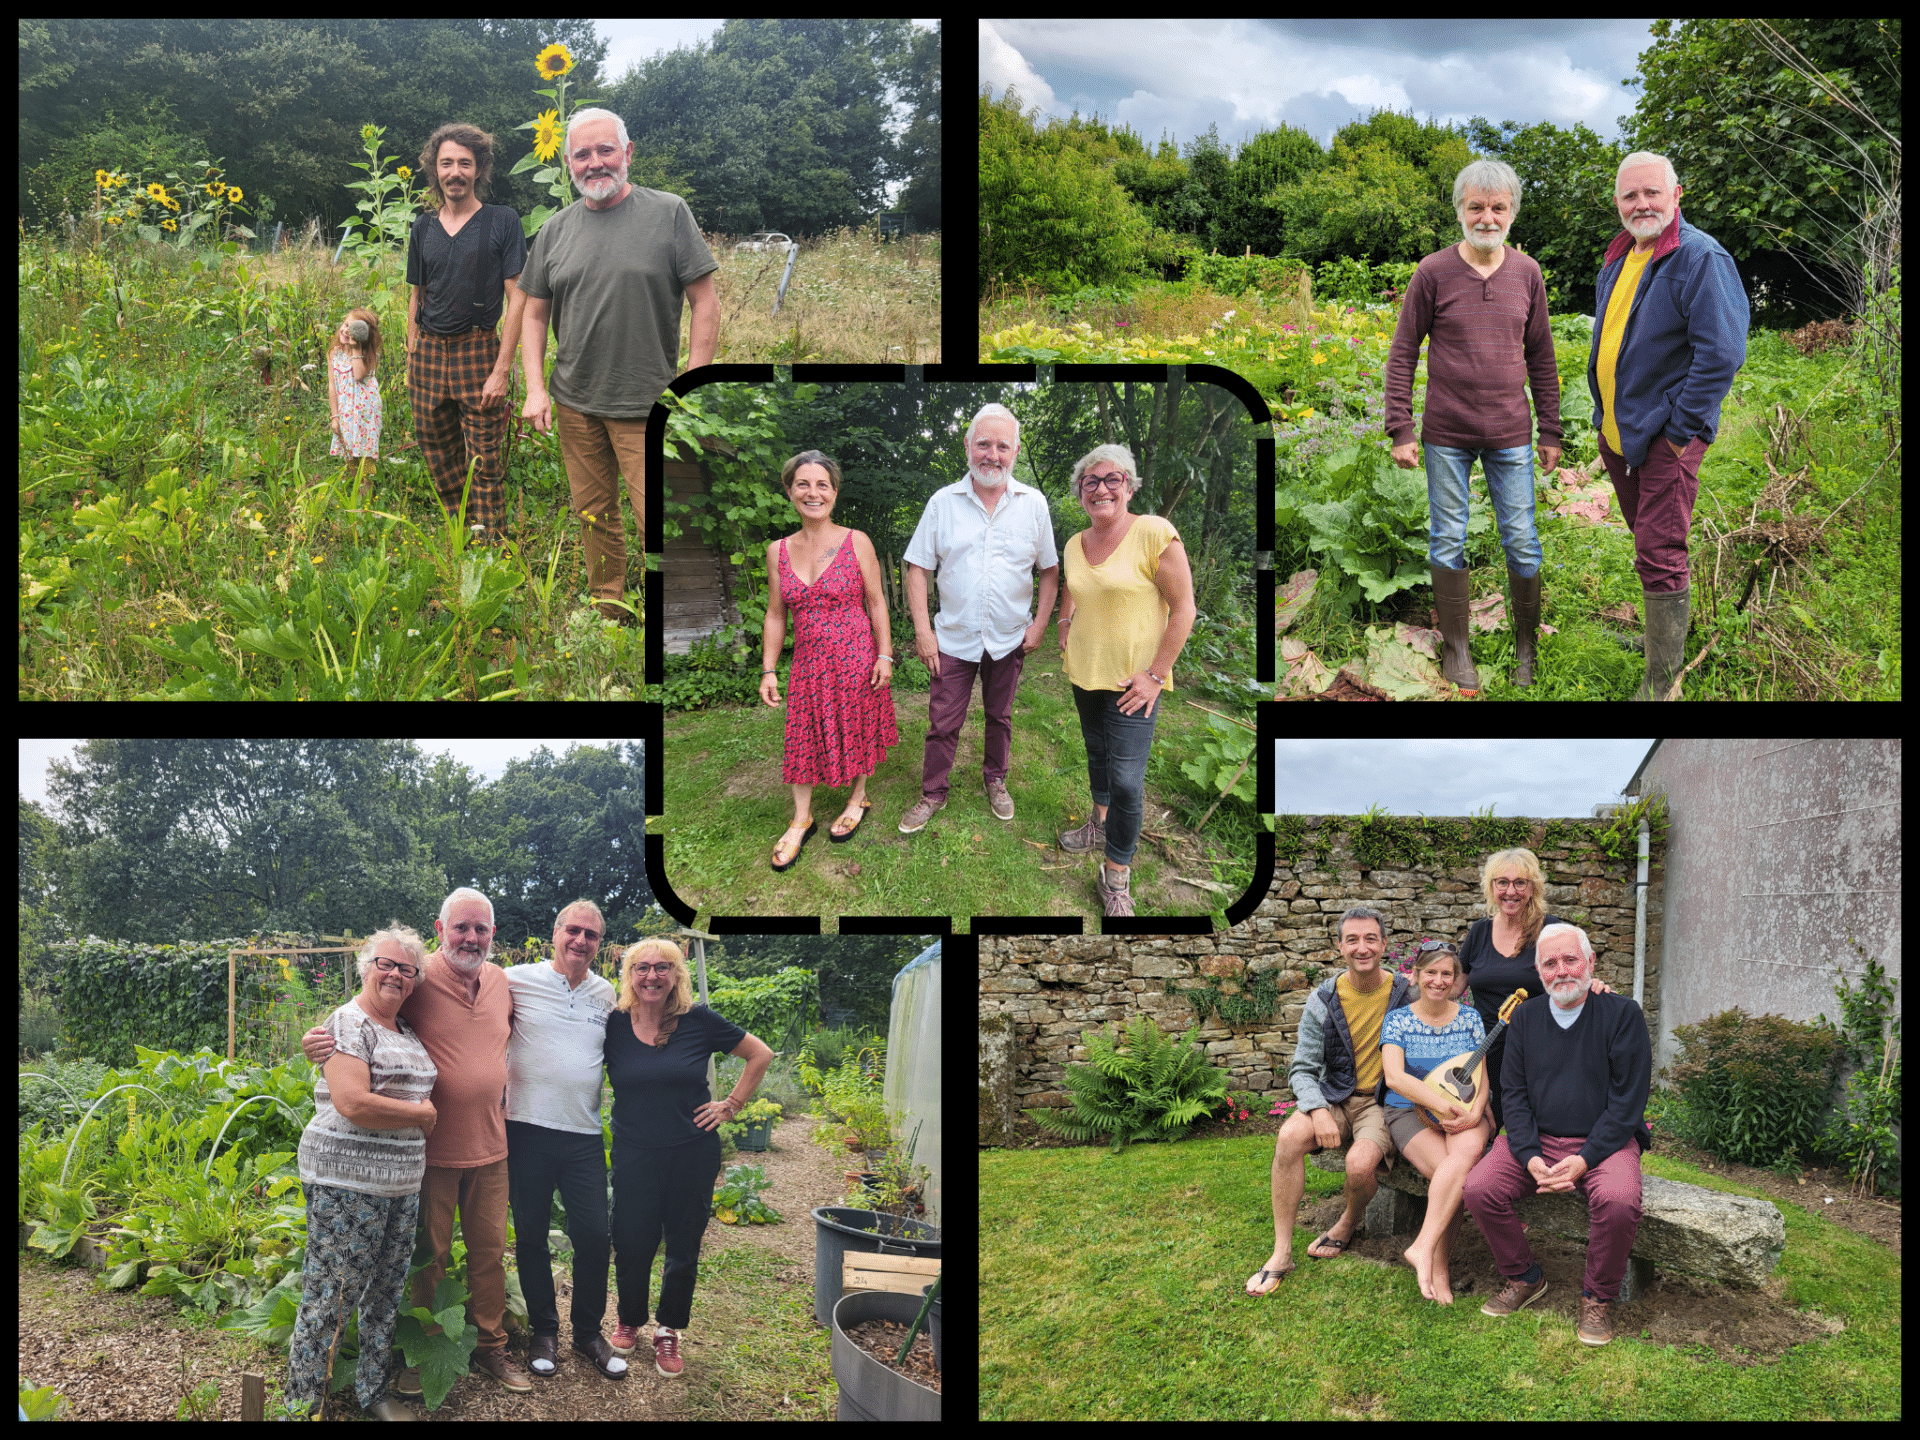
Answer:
[
  {"left": 1336, "top": 971, "right": 1394, "bottom": 1100},
  {"left": 1596, "top": 245, "right": 1654, "bottom": 456},
  {"left": 1063, "top": 514, "right": 1180, "bottom": 691}
]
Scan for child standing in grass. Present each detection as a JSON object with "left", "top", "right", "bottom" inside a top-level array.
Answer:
[{"left": 328, "top": 308, "right": 384, "bottom": 499}]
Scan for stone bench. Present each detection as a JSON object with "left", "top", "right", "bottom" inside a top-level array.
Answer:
[{"left": 1310, "top": 1143, "right": 1784, "bottom": 1303}]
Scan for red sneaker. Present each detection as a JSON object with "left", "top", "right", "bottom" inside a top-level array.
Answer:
[{"left": 652, "top": 1326, "right": 684, "bottom": 1377}]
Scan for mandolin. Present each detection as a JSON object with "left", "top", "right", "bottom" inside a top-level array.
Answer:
[{"left": 1413, "top": 989, "right": 1527, "bottom": 1132}]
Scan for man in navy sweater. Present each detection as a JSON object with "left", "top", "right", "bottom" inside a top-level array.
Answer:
[{"left": 1461, "top": 921, "right": 1651, "bottom": 1346}]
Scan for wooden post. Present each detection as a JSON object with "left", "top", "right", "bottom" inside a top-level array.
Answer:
[{"left": 241, "top": 1372, "right": 266, "bottom": 1422}]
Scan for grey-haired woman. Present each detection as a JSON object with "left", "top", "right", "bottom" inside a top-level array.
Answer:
[
  {"left": 1055, "top": 443, "right": 1197, "bottom": 917},
  {"left": 285, "top": 924, "right": 439, "bottom": 1421}
]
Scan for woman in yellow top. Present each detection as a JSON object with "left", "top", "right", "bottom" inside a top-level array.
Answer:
[{"left": 1055, "top": 445, "right": 1197, "bottom": 917}]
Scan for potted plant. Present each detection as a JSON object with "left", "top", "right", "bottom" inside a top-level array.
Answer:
[
  {"left": 831, "top": 1275, "right": 940, "bottom": 1420},
  {"left": 719, "top": 1097, "right": 783, "bottom": 1153}
]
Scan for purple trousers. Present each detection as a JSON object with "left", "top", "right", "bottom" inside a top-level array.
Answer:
[
  {"left": 1596, "top": 433, "right": 1707, "bottom": 594},
  {"left": 1462, "top": 1132, "right": 1644, "bottom": 1302},
  {"left": 920, "top": 645, "right": 1027, "bottom": 801}
]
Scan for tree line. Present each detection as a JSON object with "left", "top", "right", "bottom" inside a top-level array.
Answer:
[
  {"left": 981, "top": 18, "right": 1897, "bottom": 326},
  {"left": 20, "top": 17, "right": 941, "bottom": 240}
]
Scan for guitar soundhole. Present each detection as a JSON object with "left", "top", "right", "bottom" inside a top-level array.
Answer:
[{"left": 1445, "top": 1069, "right": 1475, "bottom": 1102}]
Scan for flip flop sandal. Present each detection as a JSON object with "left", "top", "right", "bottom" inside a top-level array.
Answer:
[
  {"left": 1308, "top": 1230, "right": 1357, "bottom": 1258},
  {"left": 770, "top": 817, "right": 816, "bottom": 871},
  {"left": 1246, "top": 1261, "right": 1296, "bottom": 1295},
  {"left": 828, "top": 799, "right": 873, "bottom": 843}
]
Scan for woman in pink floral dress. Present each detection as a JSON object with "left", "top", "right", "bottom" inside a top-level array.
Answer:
[{"left": 758, "top": 451, "right": 899, "bottom": 870}]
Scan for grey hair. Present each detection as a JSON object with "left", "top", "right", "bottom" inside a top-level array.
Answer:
[
  {"left": 565, "top": 106, "right": 631, "bottom": 155},
  {"left": 1335, "top": 904, "right": 1387, "bottom": 943},
  {"left": 1069, "top": 443, "right": 1143, "bottom": 498},
  {"left": 1615, "top": 151, "right": 1678, "bottom": 196},
  {"left": 964, "top": 402, "right": 1021, "bottom": 453},
  {"left": 1536, "top": 921, "right": 1595, "bottom": 964},
  {"left": 557, "top": 898, "right": 607, "bottom": 937},
  {"left": 1452, "top": 159, "right": 1523, "bottom": 220},
  {"left": 438, "top": 886, "right": 496, "bottom": 931},
  {"left": 355, "top": 921, "right": 429, "bottom": 984}
]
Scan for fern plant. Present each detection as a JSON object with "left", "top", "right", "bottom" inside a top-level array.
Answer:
[{"left": 1027, "top": 1013, "right": 1228, "bottom": 1152}]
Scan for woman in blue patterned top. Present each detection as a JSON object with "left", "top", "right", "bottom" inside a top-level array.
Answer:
[{"left": 1381, "top": 941, "right": 1490, "bottom": 1306}]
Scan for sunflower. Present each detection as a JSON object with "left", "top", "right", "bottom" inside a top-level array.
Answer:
[
  {"left": 531, "top": 109, "right": 563, "bottom": 164},
  {"left": 536, "top": 43, "right": 573, "bottom": 80}
]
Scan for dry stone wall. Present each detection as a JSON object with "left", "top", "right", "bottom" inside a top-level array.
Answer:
[{"left": 979, "top": 815, "right": 1664, "bottom": 1143}]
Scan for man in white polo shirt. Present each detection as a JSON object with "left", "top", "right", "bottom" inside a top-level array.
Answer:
[{"left": 898, "top": 402, "right": 1060, "bottom": 834}]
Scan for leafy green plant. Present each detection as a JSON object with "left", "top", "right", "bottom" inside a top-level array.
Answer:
[
  {"left": 1025, "top": 1013, "right": 1229, "bottom": 1152},
  {"left": 1661, "top": 1009, "right": 1842, "bottom": 1168},
  {"left": 713, "top": 1162, "right": 784, "bottom": 1225}
]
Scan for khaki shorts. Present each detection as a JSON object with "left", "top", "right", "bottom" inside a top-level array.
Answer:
[{"left": 1306, "top": 1092, "right": 1396, "bottom": 1176}]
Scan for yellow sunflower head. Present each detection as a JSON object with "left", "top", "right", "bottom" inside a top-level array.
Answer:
[{"left": 536, "top": 43, "right": 573, "bottom": 80}]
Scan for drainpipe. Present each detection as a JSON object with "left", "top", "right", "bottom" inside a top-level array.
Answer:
[{"left": 1633, "top": 815, "right": 1650, "bottom": 1007}]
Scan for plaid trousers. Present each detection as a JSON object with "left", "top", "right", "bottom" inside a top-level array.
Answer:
[{"left": 407, "top": 327, "right": 508, "bottom": 536}]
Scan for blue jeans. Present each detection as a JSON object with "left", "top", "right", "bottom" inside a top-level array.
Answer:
[{"left": 1424, "top": 443, "right": 1543, "bottom": 578}]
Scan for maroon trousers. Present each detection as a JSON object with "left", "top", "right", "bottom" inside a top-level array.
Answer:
[
  {"left": 920, "top": 645, "right": 1026, "bottom": 801},
  {"left": 1462, "top": 1132, "right": 1644, "bottom": 1302},
  {"left": 1596, "top": 434, "right": 1707, "bottom": 595}
]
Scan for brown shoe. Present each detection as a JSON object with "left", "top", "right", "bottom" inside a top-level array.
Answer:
[
  {"left": 1576, "top": 1294, "right": 1615, "bottom": 1345},
  {"left": 572, "top": 1333, "right": 631, "bottom": 1377},
  {"left": 470, "top": 1345, "right": 533, "bottom": 1392},
  {"left": 985, "top": 778, "right": 1015, "bottom": 820},
  {"left": 1479, "top": 1272, "right": 1549, "bottom": 1317},
  {"left": 897, "top": 795, "right": 946, "bottom": 834},
  {"left": 1059, "top": 814, "right": 1106, "bottom": 853},
  {"left": 1096, "top": 862, "right": 1134, "bottom": 917},
  {"left": 527, "top": 1334, "right": 559, "bottom": 1378}
]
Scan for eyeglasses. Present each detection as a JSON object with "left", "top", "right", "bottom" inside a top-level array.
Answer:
[
  {"left": 632, "top": 962, "right": 675, "bottom": 976},
  {"left": 561, "top": 924, "right": 602, "bottom": 943},
  {"left": 1081, "top": 474, "right": 1126, "bottom": 493},
  {"left": 372, "top": 956, "right": 421, "bottom": 980}
]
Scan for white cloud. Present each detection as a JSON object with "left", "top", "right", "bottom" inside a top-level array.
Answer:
[{"left": 979, "top": 19, "right": 1057, "bottom": 113}]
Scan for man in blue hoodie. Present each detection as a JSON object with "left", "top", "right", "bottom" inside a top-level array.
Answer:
[{"left": 1589, "top": 153, "right": 1749, "bottom": 700}]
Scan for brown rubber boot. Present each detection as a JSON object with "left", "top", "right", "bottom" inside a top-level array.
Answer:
[
  {"left": 1428, "top": 562, "right": 1481, "bottom": 694},
  {"left": 1507, "top": 567, "right": 1542, "bottom": 687}
]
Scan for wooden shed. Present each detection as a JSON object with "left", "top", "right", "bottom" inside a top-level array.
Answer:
[{"left": 662, "top": 433, "right": 743, "bottom": 655}]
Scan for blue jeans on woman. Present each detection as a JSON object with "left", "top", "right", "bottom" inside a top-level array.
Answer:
[
  {"left": 1424, "top": 443, "right": 1543, "bottom": 578},
  {"left": 1070, "top": 684, "right": 1160, "bottom": 866}
]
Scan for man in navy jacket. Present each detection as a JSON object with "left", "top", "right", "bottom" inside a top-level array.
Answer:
[
  {"left": 1588, "top": 151, "right": 1749, "bottom": 700},
  {"left": 1461, "top": 922, "right": 1652, "bottom": 1346}
]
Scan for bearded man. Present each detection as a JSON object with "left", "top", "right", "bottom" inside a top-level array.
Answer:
[
  {"left": 1461, "top": 922, "right": 1653, "bottom": 1347},
  {"left": 897, "top": 402, "right": 1060, "bottom": 834},
  {"left": 406, "top": 125, "right": 529, "bottom": 542},
  {"left": 518, "top": 108, "right": 719, "bottom": 624}
]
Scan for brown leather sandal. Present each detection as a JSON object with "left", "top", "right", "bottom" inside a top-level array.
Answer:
[
  {"left": 771, "top": 817, "right": 816, "bottom": 871},
  {"left": 829, "top": 799, "right": 873, "bottom": 842}
]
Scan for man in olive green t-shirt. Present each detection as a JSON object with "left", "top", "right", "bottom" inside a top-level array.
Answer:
[{"left": 518, "top": 107, "right": 719, "bottom": 622}]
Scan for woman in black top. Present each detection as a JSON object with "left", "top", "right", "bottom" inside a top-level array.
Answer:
[
  {"left": 603, "top": 939, "right": 775, "bottom": 1378},
  {"left": 1451, "top": 848, "right": 1612, "bottom": 1134}
]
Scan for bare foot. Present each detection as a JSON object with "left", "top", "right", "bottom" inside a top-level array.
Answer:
[
  {"left": 1430, "top": 1259, "right": 1455, "bottom": 1306},
  {"left": 1307, "top": 1218, "right": 1358, "bottom": 1259},
  {"left": 1402, "top": 1240, "right": 1438, "bottom": 1300},
  {"left": 1245, "top": 1254, "right": 1293, "bottom": 1295}
]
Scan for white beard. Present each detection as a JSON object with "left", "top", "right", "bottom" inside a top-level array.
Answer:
[
  {"left": 442, "top": 946, "right": 487, "bottom": 973},
  {"left": 968, "top": 462, "right": 1010, "bottom": 490}
]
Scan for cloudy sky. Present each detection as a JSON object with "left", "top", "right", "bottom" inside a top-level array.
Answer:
[
  {"left": 1274, "top": 738, "right": 1655, "bottom": 819},
  {"left": 981, "top": 19, "right": 1663, "bottom": 155}
]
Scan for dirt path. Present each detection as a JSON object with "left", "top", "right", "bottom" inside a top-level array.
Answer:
[{"left": 18, "top": 1113, "right": 852, "bottom": 1421}]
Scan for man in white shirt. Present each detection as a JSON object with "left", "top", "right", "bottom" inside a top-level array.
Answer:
[{"left": 898, "top": 403, "right": 1060, "bottom": 834}]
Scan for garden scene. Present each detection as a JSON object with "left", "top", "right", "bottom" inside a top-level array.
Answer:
[
  {"left": 981, "top": 943, "right": 1899, "bottom": 1421},
  {"left": 656, "top": 377, "right": 1261, "bottom": 928},
  {"left": 19, "top": 19, "right": 940, "bottom": 700},
  {"left": 979, "top": 19, "right": 1900, "bottom": 700},
  {"left": 19, "top": 740, "right": 942, "bottom": 1420}
]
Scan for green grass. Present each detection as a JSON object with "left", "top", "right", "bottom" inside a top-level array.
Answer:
[
  {"left": 657, "top": 633, "right": 1259, "bottom": 928},
  {"left": 981, "top": 1129, "right": 1900, "bottom": 1419}
]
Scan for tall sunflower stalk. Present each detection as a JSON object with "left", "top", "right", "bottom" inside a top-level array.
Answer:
[{"left": 508, "top": 42, "right": 603, "bottom": 238}]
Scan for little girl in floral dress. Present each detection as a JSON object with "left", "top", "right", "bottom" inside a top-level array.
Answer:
[{"left": 327, "top": 308, "right": 384, "bottom": 500}]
